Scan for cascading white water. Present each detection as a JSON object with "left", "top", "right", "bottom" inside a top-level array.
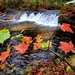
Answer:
[
  {"left": 0, "top": 10, "right": 60, "bottom": 27},
  {"left": 17, "top": 10, "right": 59, "bottom": 27}
]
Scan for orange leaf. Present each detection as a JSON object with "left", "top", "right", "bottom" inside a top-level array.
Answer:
[
  {"left": 37, "top": 71, "right": 43, "bottom": 75},
  {"left": 13, "top": 44, "right": 29, "bottom": 54},
  {"left": 33, "top": 42, "right": 41, "bottom": 50},
  {"left": 60, "top": 23, "right": 74, "bottom": 33},
  {"left": 33, "top": 34, "right": 42, "bottom": 50},
  {"left": 58, "top": 41, "right": 74, "bottom": 53},
  {"left": 0, "top": 63, "right": 5, "bottom": 70},
  {"left": 13, "top": 36, "right": 31, "bottom": 54},
  {"left": 22, "top": 36, "right": 32, "bottom": 45},
  {"left": 0, "top": 52, "right": 9, "bottom": 64},
  {"left": 35, "top": 34, "right": 42, "bottom": 43}
]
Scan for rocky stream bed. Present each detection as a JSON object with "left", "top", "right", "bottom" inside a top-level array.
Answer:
[{"left": 0, "top": 9, "right": 75, "bottom": 75}]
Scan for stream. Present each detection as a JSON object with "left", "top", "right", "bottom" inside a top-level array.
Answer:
[{"left": 0, "top": 10, "right": 75, "bottom": 74}]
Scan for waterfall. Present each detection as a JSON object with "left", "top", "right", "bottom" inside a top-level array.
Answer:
[
  {"left": 0, "top": 10, "right": 60, "bottom": 27},
  {"left": 18, "top": 10, "right": 60, "bottom": 27}
]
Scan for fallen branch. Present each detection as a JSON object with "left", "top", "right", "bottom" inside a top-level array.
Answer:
[{"left": 48, "top": 48, "right": 75, "bottom": 72}]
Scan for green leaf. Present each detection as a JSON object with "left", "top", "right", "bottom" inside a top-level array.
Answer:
[
  {"left": 19, "top": 69, "right": 25, "bottom": 75},
  {"left": 26, "top": 66, "right": 32, "bottom": 71},
  {"left": 41, "top": 41, "right": 47, "bottom": 50},
  {"left": 14, "top": 34, "right": 23, "bottom": 38},
  {"left": 66, "top": 66, "right": 72, "bottom": 72},
  {"left": 0, "top": 29, "right": 10, "bottom": 44}
]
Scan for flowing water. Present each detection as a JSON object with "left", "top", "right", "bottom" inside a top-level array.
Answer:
[
  {"left": 0, "top": 10, "right": 60, "bottom": 26},
  {"left": 0, "top": 10, "right": 60, "bottom": 38},
  {"left": 17, "top": 10, "right": 59, "bottom": 27}
]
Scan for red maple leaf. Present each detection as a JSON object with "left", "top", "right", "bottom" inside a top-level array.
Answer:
[
  {"left": 0, "top": 52, "right": 9, "bottom": 64},
  {"left": 13, "top": 36, "right": 31, "bottom": 54},
  {"left": 58, "top": 41, "right": 74, "bottom": 53},
  {"left": 60, "top": 23, "right": 74, "bottom": 33},
  {"left": 13, "top": 44, "right": 29, "bottom": 54}
]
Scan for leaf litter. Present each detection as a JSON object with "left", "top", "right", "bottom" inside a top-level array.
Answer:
[{"left": 0, "top": 23, "right": 75, "bottom": 74}]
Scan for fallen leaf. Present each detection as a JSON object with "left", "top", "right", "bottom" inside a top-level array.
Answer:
[
  {"left": 66, "top": 66, "right": 72, "bottom": 72},
  {"left": 22, "top": 36, "right": 32, "bottom": 45},
  {"left": 19, "top": 69, "right": 25, "bottom": 75},
  {"left": 33, "top": 42, "right": 41, "bottom": 50},
  {"left": 0, "top": 52, "right": 9, "bottom": 64},
  {"left": 13, "top": 44, "right": 29, "bottom": 54},
  {"left": 13, "top": 36, "right": 31, "bottom": 54},
  {"left": 47, "top": 40, "right": 53, "bottom": 48},
  {"left": 37, "top": 71, "right": 43, "bottom": 75},
  {"left": 0, "top": 63, "right": 5, "bottom": 70},
  {"left": 33, "top": 34, "right": 42, "bottom": 50},
  {"left": 11, "top": 67, "right": 16, "bottom": 73},
  {"left": 0, "top": 29, "right": 10, "bottom": 44},
  {"left": 35, "top": 34, "right": 42, "bottom": 43},
  {"left": 58, "top": 41, "right": 74, "bottom": 53},
  {"left": 26, "top": 66, "right": 32, "bottom": 71},
  {"left": 60, "top": 23, "right": 74, "bottom": 33},
  {"left": 41, "top": 41, "right": 47, "bottom": 50},
  {"left": 7, "top": 45, "right": 10, "bottom": 53}
]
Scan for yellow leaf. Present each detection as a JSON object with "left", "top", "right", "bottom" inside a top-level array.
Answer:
[
  {"left": 11, "top": 67, "right": 16, "bottom": 73},
  {"left": 47, "top": 41, "right": 53, "bottom": 48},
  {"left": 7, "top": 45, "right": 10, "bottom": 53}
]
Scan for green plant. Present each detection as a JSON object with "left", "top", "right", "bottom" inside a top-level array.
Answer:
[{"left": 65, "top": 0, "right": 75, "bottom": 5}]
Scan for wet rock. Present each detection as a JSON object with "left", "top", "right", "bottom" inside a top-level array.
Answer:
[
  {"left": 4, "top": 14, "right": 14, "bottom": 20},
  {"left": 58, "top": 6, "right": 75, "bottom": 27},
  {"left": 15, "top": 11, "right": 24, "bottom": 20}
]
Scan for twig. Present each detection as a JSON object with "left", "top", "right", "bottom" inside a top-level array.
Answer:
[
  {"left": 48, "top": 48, "right": 75, "bottom": 72},
  {"left": 46, "top": 25, "right": 75, "bottom": 71}
]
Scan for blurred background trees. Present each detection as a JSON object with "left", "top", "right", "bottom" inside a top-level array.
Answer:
[{"left": 0, "top": 0, "right": 74, "bottom": 11}]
